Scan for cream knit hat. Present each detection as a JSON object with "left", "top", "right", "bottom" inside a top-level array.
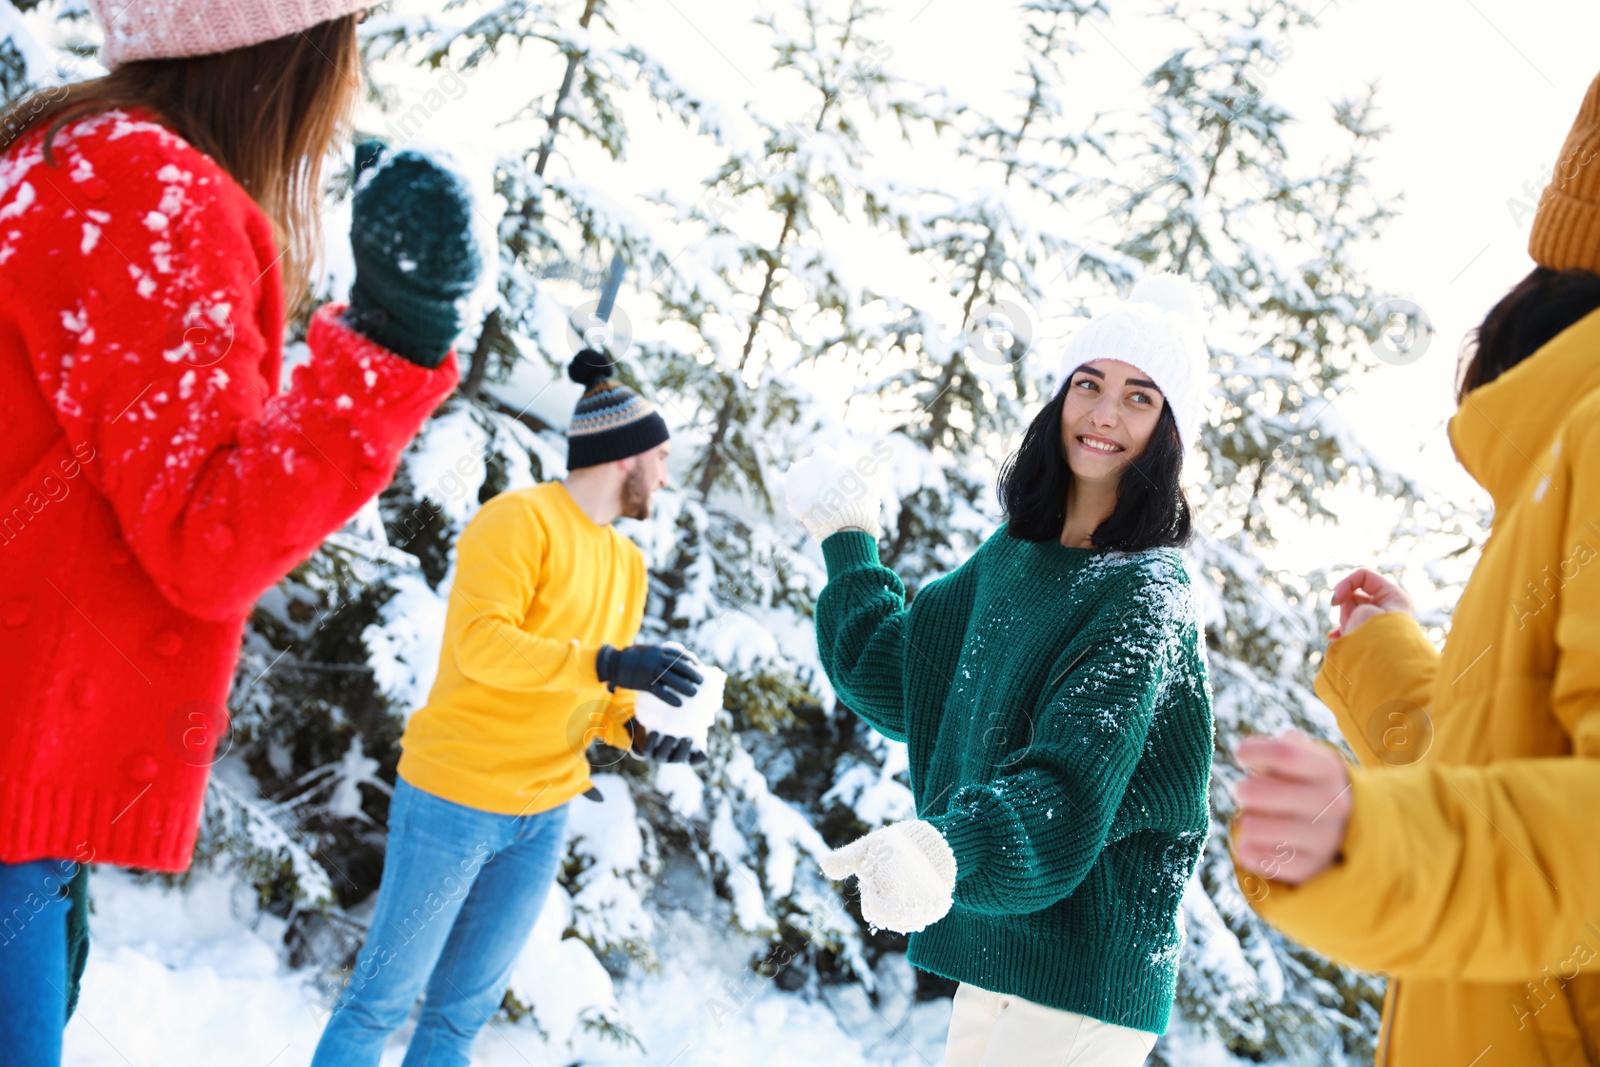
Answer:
[
  {"left": 1053, "top": 273, "right": 1211, "bottom": 452},
  {"left": 89, "top": 0, "right": 370, "bottom": 68}
]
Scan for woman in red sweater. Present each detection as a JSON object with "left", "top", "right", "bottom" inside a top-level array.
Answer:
[{"left": 0, "top": 3, "right": 480, "bottom": 1061}]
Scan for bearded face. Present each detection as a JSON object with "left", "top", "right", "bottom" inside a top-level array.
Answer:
[{"left": 619, "top": 461, "right": 653, "bottom": 520}]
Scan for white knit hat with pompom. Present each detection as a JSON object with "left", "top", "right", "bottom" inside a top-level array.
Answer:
[
  {"left": 89, "top": 0, "right": 371, "bottom": 69},
  {"left": 1053, "top": 273, "right": 1211, "bottom": 452}
]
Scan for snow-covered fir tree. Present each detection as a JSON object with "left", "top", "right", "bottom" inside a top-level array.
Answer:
[
  {"left": 622, "top": 0, "right": 970, "bottom": 1010},
  {"left": 871, "top": 0, "right": 1123, "bottom": 581}
]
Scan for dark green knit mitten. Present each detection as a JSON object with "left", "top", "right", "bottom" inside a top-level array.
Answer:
[{"left": 342, "top": 142, "right": 483, "bottom": 368}]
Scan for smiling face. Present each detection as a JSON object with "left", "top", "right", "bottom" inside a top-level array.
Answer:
[
  {"left": 1058, "top": 359, "right": 1166, "bottom": 482},
  {"left": 618, "top": 439, "right": 673, "bottom": 520}
]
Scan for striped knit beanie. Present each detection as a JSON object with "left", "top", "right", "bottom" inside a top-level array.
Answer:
[
  {"left": 566, "top": 349, "right": 670, "bottom": 470},
  {"left": 88, "top": 0, "right": 370, "bottom": 69}
]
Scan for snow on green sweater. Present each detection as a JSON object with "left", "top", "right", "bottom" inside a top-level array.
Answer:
[{"left": 815, "top": 523, "right": 1214, "bottom": 1035}]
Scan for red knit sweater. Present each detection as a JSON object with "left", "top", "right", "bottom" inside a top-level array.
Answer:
[{"left": 0, "top": 108, "right": 459, "bottom": 872}]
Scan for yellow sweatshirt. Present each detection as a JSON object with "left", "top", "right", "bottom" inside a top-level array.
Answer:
[{"left": 397, "top": 480, "right": 645, "bottom": 815}]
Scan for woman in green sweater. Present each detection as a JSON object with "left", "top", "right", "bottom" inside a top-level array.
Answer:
[{"left": 787, "top": 275, "right": 1216, "bottom": 1065}]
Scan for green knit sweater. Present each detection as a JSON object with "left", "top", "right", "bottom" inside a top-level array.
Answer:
[{"left": 816, "top": 523, "right": 1214, "bottom": 1035}]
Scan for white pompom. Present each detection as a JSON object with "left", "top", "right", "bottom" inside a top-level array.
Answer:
[{"left": 1129, "top": 272, "right": 1206, "bottom": 327}]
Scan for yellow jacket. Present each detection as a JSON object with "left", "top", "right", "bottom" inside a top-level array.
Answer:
[
  {"left": 1232, "top": 307, "right": 1600, "bottom": 1065},
  {"left": 397, "top": 481, "right": 644, "bottom": 815}
]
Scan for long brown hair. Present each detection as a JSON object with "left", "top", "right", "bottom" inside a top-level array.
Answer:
[{"left": 0, "top": 14, "right": 363, "bottom": 312}]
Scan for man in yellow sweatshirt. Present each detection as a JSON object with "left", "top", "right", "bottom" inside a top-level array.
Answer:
[{"left": 312, "top": 348, "right": 703, "bottom": 1067}]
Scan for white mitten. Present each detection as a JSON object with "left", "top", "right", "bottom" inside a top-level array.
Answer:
[
  {"left": 782, "top": 446, "right": 884, "bottom": 541},
  {"left": 819, "top": 819, "right": 957, "bottom": 933}
]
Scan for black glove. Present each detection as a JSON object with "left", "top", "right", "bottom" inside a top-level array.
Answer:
[
  {"left": 624, "top": 716, "right": 707, "bottom": 765},
  {"left": 341, "top": 140, "right": 483, "bottom": 369},
  {"left": 594, "top": 641, "right": 703, "bottom": 707}
]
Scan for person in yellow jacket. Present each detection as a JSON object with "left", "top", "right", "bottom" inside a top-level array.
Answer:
[
  {"left": 1229, "top": 72, "right": 1600, "bottom": 1067},
  {"left": 312, "top": 348, "right": 705, "bottom": 1067}
]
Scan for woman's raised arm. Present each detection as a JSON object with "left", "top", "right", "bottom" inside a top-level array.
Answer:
[{"left": 14, "top": 119, "right": 460, "bottom": 622}]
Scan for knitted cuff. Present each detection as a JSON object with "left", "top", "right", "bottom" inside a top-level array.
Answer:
[
  {"left": 819, "top": 528, "right": 882, "bottom": 577},
  {"left": 1530, "top": 186, "right": 1600, "bottom": 272},
  {"left": 925, "top": 800, "right": 992, "bottom": 888},
  {"left": 595, "top": 644, "right": 618, "bottom": 688},
  {"left": 344, "top": 278, "right": 456, "bottom": 369},
  {"left": 799, "top": 494, "right": 882, "bottom": 541},
  {"left": 899, "top": 819, "right": 959, "bottom": 887}
]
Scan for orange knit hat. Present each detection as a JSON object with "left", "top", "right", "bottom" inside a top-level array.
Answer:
[{"left": 1530, "top": 71, "right": 1600, "bottom": 272}]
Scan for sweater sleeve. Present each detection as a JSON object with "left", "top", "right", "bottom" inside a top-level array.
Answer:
[
  {"left": 596, "top": 546, "right": 649, "bottom": 750},
  {"left": 1311, "top": 610, "right": 1441, "bottom": 768},
  {"left": 926, "top": 561, "right": 1188, "bottom": 915},
  {"left": 814, "top": 529, "right": 911, "bottom": 743},
  {"left": 446, "top": 495, "right": 606, "bottom": 693},
  {"left": 16, "top": 118, "right": 458, "bottom": 622}
]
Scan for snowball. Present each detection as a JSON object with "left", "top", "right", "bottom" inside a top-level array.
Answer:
[
  {"left": 1129, "top": 272, "right": 1206, "bottom": 326},
  {"left": 782, "top": 445, "right": 853, "bottom": 520},
  {"left": 782, "top": 444, "right": 884, "bottom": 538},
  {"left": 630, "top": 658, "right": 724, "bottom": 751}
]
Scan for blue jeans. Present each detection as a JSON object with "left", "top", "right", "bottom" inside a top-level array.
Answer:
[
  {"left": 0, "top": 857, "right": 77, "bottom": 1067},
  {"left": 311, "top": 776, "right": 570, "bottom": 1067}
]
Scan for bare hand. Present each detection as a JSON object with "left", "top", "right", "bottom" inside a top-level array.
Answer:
[
  {"left": 1328, "top": 567, "right": 1413, "bottom": 641},
  {"left": 1231, "top": 732, "right": 1353, "bottom": 885}
]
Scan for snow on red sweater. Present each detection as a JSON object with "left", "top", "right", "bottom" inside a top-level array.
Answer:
[{"left": 0, "top": 107, "right": 460, "bottom": 872}]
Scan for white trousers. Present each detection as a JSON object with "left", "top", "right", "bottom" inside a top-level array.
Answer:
[{"left": 941, "top": 983, "right": 1158, "bottom": 1067}]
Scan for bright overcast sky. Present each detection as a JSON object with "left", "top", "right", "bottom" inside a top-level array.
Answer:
[
  {"left": 16, "top": 0, "right": 1584, "bottom": 608},
  {"left": 329, "top": 0, "right": 1600, "bottom": 587},
  {"left": 613, "top": 0, "right": 1600, "bottom": 502},
  {"left": 606, "top": 0, "right": 1600, "bottom": 583}
]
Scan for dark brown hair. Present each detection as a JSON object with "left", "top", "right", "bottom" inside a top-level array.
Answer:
[
  {"left": 1457, "top": 265, "right": 1600, "bottom": 403},
  {"left": 0, "top": 15, "right": 363, "bottom": 312}
]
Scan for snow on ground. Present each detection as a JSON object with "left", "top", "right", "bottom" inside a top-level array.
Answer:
[{"left": 62, "top": 866, "right": 950, "bottom": 1067}]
